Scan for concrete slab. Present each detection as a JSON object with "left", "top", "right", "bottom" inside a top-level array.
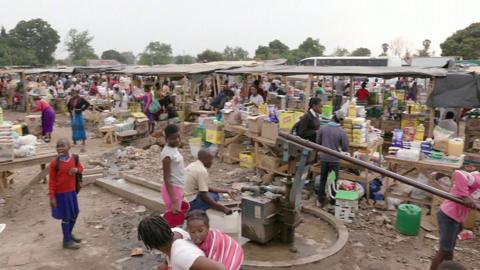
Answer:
[
  {"left": 83, "top": 174, "right": 104, "bottom": 185},
  {"left": 95, "top": 178, "right": 165, "bottom": 212},
  {"left": 121, "top": 173, "right": 161, "bottom": 191}
]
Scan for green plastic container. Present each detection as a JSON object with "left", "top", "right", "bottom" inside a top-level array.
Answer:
[
  {"left": 322, "top": 105, "right": 333, "bottom": 118},
  {"left": 395, "top": 204, "right": 422, "bottom": 236}
]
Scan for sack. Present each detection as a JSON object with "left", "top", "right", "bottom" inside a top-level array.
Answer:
[
  {"left": 148, "top": 99, "right": 161, "bottom": 113},
  {"left": 55, "top": 154, "right": 83, "bottom": 194}
]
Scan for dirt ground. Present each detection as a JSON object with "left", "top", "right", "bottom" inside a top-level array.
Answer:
[{"left": 0, "top": 111, "right": 479, "bottom": 270}]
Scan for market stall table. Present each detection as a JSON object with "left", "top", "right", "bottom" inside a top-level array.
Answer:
[
  {"left": 384, "top": 155, "right": 463, "bottom": 217},
  {"left": 0, "top": 149, "right": 57, "bottom": 193}
]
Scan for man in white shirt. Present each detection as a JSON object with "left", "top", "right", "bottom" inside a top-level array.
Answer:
[
  {"left": 138, "top": 214, "right": 225, "bottom": 270},
  {"left": 438, "top": 111, "right": 458, "bottom": 134},
  {"left": 249, "top": 86, "right": 264, "bottom": 106},
  {"left": 184, "top": 150, "right": 236, "bottom": 214}
]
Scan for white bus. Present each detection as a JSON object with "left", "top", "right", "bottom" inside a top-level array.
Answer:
[{"left": 298, "top": 56, "right": 402, "bottom": 67}]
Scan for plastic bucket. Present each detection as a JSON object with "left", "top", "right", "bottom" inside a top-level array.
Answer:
[{"left": 189, "top": 137, "right": 202, "bottom": 158}]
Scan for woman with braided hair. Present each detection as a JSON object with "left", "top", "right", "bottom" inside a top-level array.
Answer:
[{"left": 138, "top": 214, "right": 226, "bottom": 270}]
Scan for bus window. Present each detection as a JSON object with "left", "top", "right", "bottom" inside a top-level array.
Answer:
[{"left": 299, "top": 59, "right": 315, "bottom": 66}]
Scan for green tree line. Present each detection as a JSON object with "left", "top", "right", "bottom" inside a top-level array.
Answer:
[{"left": 1, "top": 18, "right": 479, "bottom": 66}]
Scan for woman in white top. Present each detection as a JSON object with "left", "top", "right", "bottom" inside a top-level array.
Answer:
[
  {"left": 248, "top": 86, "right": 264, "bottom": 106},
  {"left": 138, "top": 214, "right": 226, "bottom": 270}
]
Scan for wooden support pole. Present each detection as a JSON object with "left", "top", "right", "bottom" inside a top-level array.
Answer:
[
  {"left": 305, "top": 74, "right": 313, "bottom": 111},
  {"left": 427, "top": 78, "right": 436, "bottom": 138},
  {"left": 182, "top": 76, "right": 188, "bottom": 127}
]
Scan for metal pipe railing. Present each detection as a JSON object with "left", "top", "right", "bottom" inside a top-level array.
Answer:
[{"left": 279, "top": 131, "right": 480, "bottom": 211}]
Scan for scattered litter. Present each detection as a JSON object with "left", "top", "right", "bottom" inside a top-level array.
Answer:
[
  {"left": 95, "top": 225, "right": 104, "bottom": 230},
  {"left": 425, "top": 233, "right": 439, "bottom": 240},
  {"left": 131, "top": 247, "right": 144, "bottom": 257},
  {"left": 135, "top": 205, "right": 147, "bottom": 213},
  {"left": 0, "top": 223, "right": 6, "bottom": 234},
  {"left": 352, "top": 241, "right": 364, "bottom": 247},
  {"left": 458, "top": 230, "right": 474, "bottom": 241},
  {"left": 116, "top": 257, "right": 131, "bottom": 264}
]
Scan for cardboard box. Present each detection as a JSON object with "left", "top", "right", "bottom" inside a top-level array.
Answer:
[
  {"left": 466, "top": 118, "right": 480, "bottom": 131},
  {"left": 261, "top": 122, "right": 279, "bottom": 141},
  {"left": 433, "top": 139, "right": 448, "bottom": 152},
  {"left": 25, "top": 115, "right": 42, "bottom": 135},
  {"left": 223, "top": 111, "right": 242, "bottom": 126},
  {"left": 258, "top": 153, "right": 281, "bottom": 171},
  {"left": 278, "top": 111, "right": 302, "bottom": 130},
  {"left": 247, "top": 116, "right": 265, "bottom": 134},
  {"left": 224, "top": 142, "right": 248, "bottom": 164},
  {"left": 206, "top": 129, "right": 223, "bottom": 144},
  {"left": 135, "top": 119, "right": 149, "bottom": 134},
  {"left": 239, "top": 151, "right": 255, "bottom": 168},
  {"left": 0, "top": 143, "right": 13, "bottom": 163}
]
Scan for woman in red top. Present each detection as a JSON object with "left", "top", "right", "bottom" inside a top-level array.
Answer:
[
  {"left": 355, "top": 82, "right": 370, "bottom": 104},
  {"left": 49, "top": 138, "right": 84, "bottom": 249},
  {"left": 32, "top": 95, "right": 56, "bottom": 142}
]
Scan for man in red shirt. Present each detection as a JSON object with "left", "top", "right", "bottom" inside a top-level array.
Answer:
[{"left": 355, "top": 82, "right": 369, "bottom": 104}]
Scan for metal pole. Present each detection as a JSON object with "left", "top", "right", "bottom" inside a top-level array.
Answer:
[{"left": 278, "top": 131, "right": 480, "bottom": 210}]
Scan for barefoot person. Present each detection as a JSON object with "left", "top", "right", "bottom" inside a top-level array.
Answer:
[
  {"left": 430, "top": 170, "right": 480, "bottom": 270},
  {"left": 31, "top": 94, "right": 56, "bottom": 142},
  {"left": 138, "top": 214, "right": 226, "bottom": 270},
  {"left": 49, "top": 138, "right": 84, "bottom": 249},
  {"left": 67, "top": 89, "right": 90, "bottom": 151},
  {"left": 186, "top": 210, "right": 244, "bottom": 270}
]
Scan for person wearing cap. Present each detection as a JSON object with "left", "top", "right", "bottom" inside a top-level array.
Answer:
[
  {"left": 430, "top": 170, "right": 480, "bottom": 270},
  {"left": 32, "top": 94, "right": 56, "bottom": 142}
]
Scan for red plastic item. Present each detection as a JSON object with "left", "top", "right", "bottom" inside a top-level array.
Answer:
[
  {"left": 163, "top": 201, "right": 190, "bottom": 228},
  {"left": 457, "top": 230, "right": 475, "bottom": 241}
]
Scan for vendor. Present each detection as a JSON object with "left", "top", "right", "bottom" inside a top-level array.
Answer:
[
  {"left": 438, "top": 111, "right": 457, "bottom": 134},
  {"left": 430, "top": 170, "right": 480, "bottom": 270},
  {"left": 316, "top": 114, "right": 349, "bottom": 208},
  {"left": 184, "top": 150, "right": 237, "bottom": 214},
  {"left": 296, "top": 97, "right": 322, "bottom": 142},
  {"left": 355, "top": 82, "right": 369, "bottom": 105},
  {"left": 32, "top": 94, "right": 56, "bottom": 143},
  {"left": 248, "top": 86, "right": 264, "bottom": 106}
]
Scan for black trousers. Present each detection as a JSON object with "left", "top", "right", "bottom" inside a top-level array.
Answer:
[{"left": 317, "top": 161, "right": 339, "bottom": 202}]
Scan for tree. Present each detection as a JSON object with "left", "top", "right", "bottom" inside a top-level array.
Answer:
[
  {"left": 351, "top": 47, "right": 372, "bottom": 56},
  {"left": 416, "top": 39, "right": 432, "bottom": 57},
  {"left": 173, "top": 55, "right": 196, "bottom": 64},
  {"left": 379, "top": 43, "right": 389, "bottom": 56},
  {"left": 0, "top": 26, "right": 7, "bottom": 39},
  {"left": 197, "top": 49, "right": 223, "bottom": 62},
  {"left": 120, "top": 51, "right": 136, "bottom": 65},
  {"left": 8, "top": 19, "right": 60, "bottom": 65},
  {"left": 289, "top": 37, "right": 326, "bottom": 63},
  {"left": 254, "top": 39, "right": 290, "bottom": 60},
  {"left": 138, "top": 42, "right": 173, "bottom": 65},
  {"left": 223, "top": 46, "right": 249, "bottom": 61},
  {"left": 441, "top": 23, "right": 480, "bottom": 59},
  {"left": 332, "top": 47, "right": 350, "bottom": 56},
  {"left": 101, "top": 49, "right": 127, "bottom": 63},
  {"left": 65, "top": 29, "right": 98, "bottom": 65},
  {"left": 390, "top": 37, "right": 407, "bottom": 57}
]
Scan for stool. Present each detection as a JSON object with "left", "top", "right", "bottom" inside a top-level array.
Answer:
[
  {"left": 334, "top": 190, "right": 359, "bottom": 223},
  {"left": 100, "top": 126, "right": 117, "bottom": 145}
]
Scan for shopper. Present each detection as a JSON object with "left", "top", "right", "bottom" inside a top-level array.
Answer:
[
  {"left": 248, "top": 86, "right": 264, "bottom": 106},
  {"left": 430, "top": 170, "right": 480, "bottom": 270},
  {"left": 138, "top": 214, "right": 226, "bottom": 270},
  {"left": 49, "top": 138, "right": 84, "bottom": 250},
  {"left": 143, "top": 86, "right": 155, "bottom": 133},
  {"left": 187, "top": 210, "right": 244, "bottom": 270},
  {"left": 32, "top": 94, "right": 56, "bottom": 143},
  {"left": 316, "top": 114, "right": 349, "bottom": 207},
  {"left": 184, "top": 149, "right": 237, "bottom": 213},
  {"left": 67, "top": 89, "right": 90, "bottom": 152},
  {"left": 355, "top": 82, "right": 370, "bottom": 105},
  {"left": 438, "top": 111, "right": 458, "bottom": 134},
  {"left": 161, "top": 124, "right": 187, "bottom": 226},
  {"left": 334, "top": 77, "right": 344, "bottom": 111},
  {"left": 296, "top": 97, "right": 321, "bottom": 143}
]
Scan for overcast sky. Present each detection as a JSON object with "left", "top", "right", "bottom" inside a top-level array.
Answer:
[{"left": 2, "top": 0, "right": 479, "bottom": 59}]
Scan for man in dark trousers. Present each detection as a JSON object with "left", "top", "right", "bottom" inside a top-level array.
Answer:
[{"left": 316, "top": 114, "right": 349, "bottom": 207}]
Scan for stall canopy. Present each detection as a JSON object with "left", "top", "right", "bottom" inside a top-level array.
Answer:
[
  {"left": 427, "top": 72, "right": 480, "bottom": 108},
  {"left": 24, "top": 67, "right": 75, "bottom": 74},
  {"left": 73, "top": 65, "right": 126, "bottom": 74},
  {"left": 267, "top": 66, "right": 448, "bottom": 78}
]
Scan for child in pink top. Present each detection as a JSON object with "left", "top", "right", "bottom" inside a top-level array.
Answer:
[{"left": 430, "top": 170, "right": 480, "bottom": 270}]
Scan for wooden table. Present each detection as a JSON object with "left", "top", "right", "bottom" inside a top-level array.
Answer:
[
  {"left": 338, "top": 138, "right": 384, "bottom": 200},
  {"left": 221, "top": 125, "right": 288, "bottom": 176},
  {"left": 384, "top": 155, "right": 463, "bottom": 214},
  {"left": 0, "top": 150, "right": 57, "bottom": 193}
]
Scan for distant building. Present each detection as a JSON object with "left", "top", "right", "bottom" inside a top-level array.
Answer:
[{"left": 410, "top": 57, "right": 459, "bottom": 68}]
